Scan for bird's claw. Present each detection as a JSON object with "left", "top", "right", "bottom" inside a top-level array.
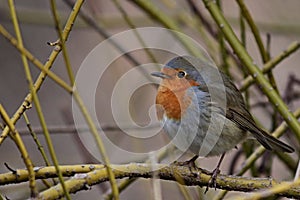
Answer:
[
  {"left": 172, "top": 155, "right": 199, "bottom": 177},
  {"left": 205, "top": 167, "right": 220, "bottom": 193}
]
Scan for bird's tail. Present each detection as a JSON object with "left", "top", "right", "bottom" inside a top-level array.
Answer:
[
  {"left": 227, "top": 108, "right": 294, "bottom": 153},
  {"left": 253, "top": 128, "right": 294, "bottom": 153}
]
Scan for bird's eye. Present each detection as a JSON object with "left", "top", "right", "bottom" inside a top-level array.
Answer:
[{"left": 177, "top": 71, "right": 186, "bottom": 78}]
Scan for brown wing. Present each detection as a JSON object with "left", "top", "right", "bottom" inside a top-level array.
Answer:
[{"left": 226, "top": 107, "right": 294, "bottom": 153}]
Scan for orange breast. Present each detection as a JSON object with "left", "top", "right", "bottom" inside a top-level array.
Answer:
[{"left": 156, "top": 85, "right": 192, "bottom": 120}]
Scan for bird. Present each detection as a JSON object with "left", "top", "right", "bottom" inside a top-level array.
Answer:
[{"left": 151, "top": 55, "right": 294, "bottom": 190}]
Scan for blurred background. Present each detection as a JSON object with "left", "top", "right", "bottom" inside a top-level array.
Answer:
[{"left": 0, "top": 0, "right": 300, "bottom": 199}]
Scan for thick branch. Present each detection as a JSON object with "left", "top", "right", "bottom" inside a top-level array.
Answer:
[{"left": 0, "top": 164, "right": 299, "bottom": 199}]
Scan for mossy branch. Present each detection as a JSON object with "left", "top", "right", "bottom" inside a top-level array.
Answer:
[{"left": 0, "top": 164, "right": 299, "bottom": 199}]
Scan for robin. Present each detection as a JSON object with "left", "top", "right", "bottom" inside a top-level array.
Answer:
[{"left": 151, "top": 55, "right": 294, "bottom": 189}]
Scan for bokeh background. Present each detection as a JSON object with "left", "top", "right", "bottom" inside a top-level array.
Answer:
[{"left": 0, "top": 0, "right": 299, "bottom": 199}]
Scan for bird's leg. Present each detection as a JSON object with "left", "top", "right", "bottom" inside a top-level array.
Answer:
[{"left": 205, "top": 153, "right": 226, "bottom": 193}]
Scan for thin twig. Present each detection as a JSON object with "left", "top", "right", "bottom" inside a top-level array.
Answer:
[
  {"left": 22, "top": 112, "right": 52, "bottom": 167},
  {"left": 186, "top": 0, "right": 243, "bottom": 69},
  {"left": 0, "top": 0, "right": 82, "bottom": 144},
  {"left": 50, "top": 0, "right": 74, "bottom": 85},
  {"left": 130, "top": 0, "right": 203, "bottom": 58},
  {"left": 240, "top": 41, "right": 300, "bottom": 91},
  {"left": 236, "top": 0, "right": 269, "bottom": 63},
  {"left": 234, "top": 178, "right": 300, "bottom": 200},
  {"left": 112, "top": 0, "right": 158, "bottom": 64},
  {"left": 18, "top": 123, "right": 160, "bottom": 135},
  {"left": 4, "top": 163, "right": 17, "bottom": 174},
  {"left": 0, "top": 26, "right": 73, "bottom": 92},
  {"left": 62, "top": 0, "right": 155, "bottom": 84}
]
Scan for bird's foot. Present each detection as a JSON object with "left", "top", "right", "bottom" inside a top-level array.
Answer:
[
  {"left": 173, "top": 155, "right": 198, "bottom": 168},
  {"left": 205, "top": 166, "right": 220, "bottom": 193},
  {"left": 172, "top": 155, "right": 199, "bottom": 176}
]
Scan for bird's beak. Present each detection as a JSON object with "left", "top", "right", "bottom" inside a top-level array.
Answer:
[{"left": 151, "top": 71, "right": 171, "bottom": 79}]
